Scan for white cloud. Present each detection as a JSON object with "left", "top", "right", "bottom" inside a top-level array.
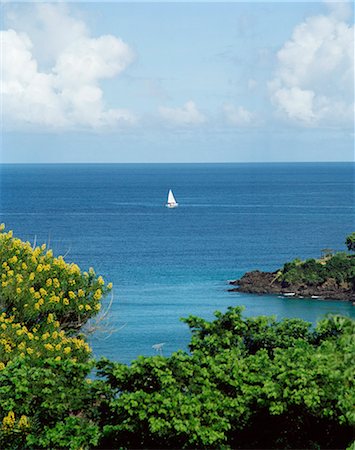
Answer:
[
  {"left": 223, "top": 103, "right": 256, "bottom": 126},
  {"left": 324, "top": 0, "right": 353, "bottom": 21},
  {"left": 269, "top": 7, "right": 354, "bottom": 127},
  {"left": 158, "top": 101, "right": 206, "bottom": 126},
  {"left": 1, "top": 4, "right": 136, "bottom": 130}
]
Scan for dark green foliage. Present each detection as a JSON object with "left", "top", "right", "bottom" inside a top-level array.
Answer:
[
  {"left": 0, "top": 357, "right": 97, "bottom": 449},
  {"left": 96, "top": 308, "right": 355, "bottom": 449},
  {"left": 281, "top": 252, "right": 355, "bottom": 286},
  {"left": 346, "top": 233, "right": 355, "bottom": 252}
]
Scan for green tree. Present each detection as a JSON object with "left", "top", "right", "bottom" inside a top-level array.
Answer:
[
  {"left": 346, "top": 232, "right": 355, "bottom": 252},
  {"left": 96, "top": 308, "right": 355, "bottom": 449}
]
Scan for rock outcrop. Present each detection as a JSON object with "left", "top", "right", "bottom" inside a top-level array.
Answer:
[{"left": 229, "top": 270, "right": 355, "bottom": 302}]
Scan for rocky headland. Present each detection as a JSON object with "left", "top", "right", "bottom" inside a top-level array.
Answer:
[{"left": 229, "top": 269, "right": 355, "bottom": 302}]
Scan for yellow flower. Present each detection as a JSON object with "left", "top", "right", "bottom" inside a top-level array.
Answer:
[
  {"left": 16, "top": 287, "right": 22, "bottom": 294},
  {"left": 46, "top": 278, "right": 52, "bottom": 287},
  {"left": 97, "top": 276, "right": 105, "bottom": 285},
  {"left": 26, "top": 347, "right": 34, "bottom": 355},
  {"left": 78, "top": 289, "right": 85, "bottom": 298},
  {"left": 47, "top": 313, "right": 54, "bottom": 324},
  {"left": 63, "top": 346, "right": 71, "bottom": 354},
  {"left": 0, "top": 362, "right": 5, "bottom": 370},
  {"left": 16, "top": 274, "right": 23, "bottom": 283},
  {"left": 53, "top": 278, "right": 60, "bottom": 288},
  {"left": 55, "top": 356, "right": 61, "bottom": 361},
  {"left": 107, "top": 282, "right": 113, "bottom": 290},
  {"left": 70, "top": 264, "right": 80, "bottom": 275},
  {"left": 2, "top": 411, "right": 15, "bottom": 429},
  {"left": 18, "top": 342, "right": 26, "bottom": 350},
  {"left": 63, "top": 298, "right": 70, "bottom": 306},
  {"left": 94, "top": 303, "right": 101, "bottom": 311},
  {"left": 68, "top": 291, "right": 76, "bottom": 299},
  {"left": 18, "top": 415, "right": 30, "bottom": 429},
  {"left": 85, "top": 304, "right": 92, "bottom": 311},
  {"left": 21, "top": 262, "right": 28, "bottom": 270},
  {"left": 94, "top": 289, "right": 102, "bottom": 301},
  {"left": 44, "top": 343, "right": 53, "bottom": 351},
  {"left": 36, "top": 264, "right": 43, "bottom": 272}
]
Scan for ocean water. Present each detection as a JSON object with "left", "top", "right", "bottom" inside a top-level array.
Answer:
[{"left": 0, "top": 163, "right": 354, "bottom": 363}]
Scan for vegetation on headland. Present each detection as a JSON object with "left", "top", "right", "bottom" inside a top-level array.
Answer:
[
  {"left": 281, "top": 251, "right": 355, "bottom": 286},
  {"left": 231, "top": 234, "right": 355, "bottom": 300},
  {"left": 0, "top": 226, "right": 354, "bottom": 449}
]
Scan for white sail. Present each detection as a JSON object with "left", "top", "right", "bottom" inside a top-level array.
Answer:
[{"left": 166, "top": 189, "right": 178, "bottom": 208}]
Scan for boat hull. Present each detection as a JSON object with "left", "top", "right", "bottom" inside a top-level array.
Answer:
[{"left": 166, "top": 203, "right": 178, "bottom": 208}]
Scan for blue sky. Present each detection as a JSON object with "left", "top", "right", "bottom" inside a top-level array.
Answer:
[{"left": 1, "top": 1, "right": 354, "bottom": 162}]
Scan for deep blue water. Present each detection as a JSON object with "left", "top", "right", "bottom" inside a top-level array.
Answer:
[{"left": 0, "top": 163, "right": 354, "bottom": 363}]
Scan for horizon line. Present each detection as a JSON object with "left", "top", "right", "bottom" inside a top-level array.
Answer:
[{"left": 0, "top": 161, "right": 354, "bottom": 165}]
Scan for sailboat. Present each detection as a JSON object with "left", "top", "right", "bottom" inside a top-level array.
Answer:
[{"left": 166, "top": 189, "right": 178, "bottom": 208}]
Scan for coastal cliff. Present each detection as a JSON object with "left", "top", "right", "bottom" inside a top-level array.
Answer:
[
  {"left": 229, "top": 235, "right": 355, "bottom": 302},
  {"left": 229, "top": 270, "right": 355, "bottom": 302}
]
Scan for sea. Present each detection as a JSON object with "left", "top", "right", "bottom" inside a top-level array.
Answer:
[{"left": 0, "top": 163, "right": 354, "bottom": 363}]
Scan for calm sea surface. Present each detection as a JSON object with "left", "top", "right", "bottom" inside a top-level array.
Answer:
[{"left": 0, "top": 163, "right": 354, "bottom": 363}]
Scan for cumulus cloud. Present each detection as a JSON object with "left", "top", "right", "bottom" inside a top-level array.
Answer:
[
  {"left": 223, "top": 103, "right": 256, "bottom": 126},
  {"left": 1, "top": 4, "right": 136, "bottom": 130},
  {"left": 269, "top": 4, "right": 354, "bottom": 127},
  {"left": 159, "top": 101, "right": 206, "bottom": 126}
]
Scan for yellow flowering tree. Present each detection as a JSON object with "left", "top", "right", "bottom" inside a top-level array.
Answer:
[
  {"left": 0, "top": 225, "right": 112, "bottom": 331},
  {"left": 0, "top": 226, "right": 111, "bottom": 449}
]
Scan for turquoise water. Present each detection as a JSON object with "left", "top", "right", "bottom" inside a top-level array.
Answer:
[{"left": 1, "top": 163, "right": 354, "bottom": 363}]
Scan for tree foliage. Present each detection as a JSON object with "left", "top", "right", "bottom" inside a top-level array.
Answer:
[
  {"left": 96, "top": 307, "right": 355, "bottom": 449},
  {"left": 281, "top": 252, "right": 355, "bottom": 286},
  {"left": 346, "top": 232, "right": 355, "bottom": 252}
]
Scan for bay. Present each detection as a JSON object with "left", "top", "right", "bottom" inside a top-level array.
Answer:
[{"left": 1, "top": 162, "right": 354, "bottom": 363}]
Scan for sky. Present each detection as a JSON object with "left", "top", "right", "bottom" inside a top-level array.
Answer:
[{"left": 0, "top": 1, "right": 354, "bottom": 163}]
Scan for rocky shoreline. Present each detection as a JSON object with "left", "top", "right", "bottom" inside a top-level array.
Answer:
[{"left": 229, "top": 270, "right": 355, "bottom": 303}]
